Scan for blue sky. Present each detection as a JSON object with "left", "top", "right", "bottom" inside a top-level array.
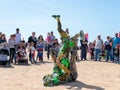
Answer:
[{"left": 0, "top": 0, "right": 120, "bottom": 44}]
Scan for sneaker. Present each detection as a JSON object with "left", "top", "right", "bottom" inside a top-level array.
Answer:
[
  {"left": 52, "top": 15, "right": 60, "bottom": 19},
  {"left": 52, "top": 15, "right": 57, "bottom": 18}
]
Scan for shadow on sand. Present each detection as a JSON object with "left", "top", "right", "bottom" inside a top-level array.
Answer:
[
  {"left": 27, "top": 61, "right": 53, "bottom": 65},
  {"left": 14, "top": 63, "right": 31, "bottom": 66},
  {"left": 64, "top": 80, "right": 104, "bottom": 90},
  {"left": 0, "top": 65, "right": 14, "bottom": 68}
]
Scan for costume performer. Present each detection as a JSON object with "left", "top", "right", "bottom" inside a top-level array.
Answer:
[{"left": 43, "top": 15, "right": 81, "bottom": 86}]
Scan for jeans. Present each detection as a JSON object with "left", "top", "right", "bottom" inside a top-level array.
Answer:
[
  {"left": 105, "top": 50, "right": 113, "bottom": 61},
  {"left": 94, "top": 48, "right": 102, "bottom": 61},
  {"left": 80, "top": 47, "right": 87, "bottom": 60},
  {"left": 10, "top": 48, "right": 15, "bottom": 62},
  {"left": 47, "top": 45, "right": 52, "bottom": 59}
]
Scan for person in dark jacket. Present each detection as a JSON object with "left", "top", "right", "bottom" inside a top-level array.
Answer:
[
  {"left": 80, "top": 38, "right": 88, "bottom": 60},
  {"left": 28, "top": 32, "right": 37, "bottom": 48},
  {"left": 104, "top": 36, "right": 113, "bottom": 62}
]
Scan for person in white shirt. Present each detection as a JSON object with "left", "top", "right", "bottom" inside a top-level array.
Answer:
[
  {"left": 15, "top": 28, "right": 21, "bottom": 45},
  {"left": 28, "top": 42, "right": 36, "bottom": 64},
  {"left": 94, "top": 35, "right": 103, "bottom": 61}
]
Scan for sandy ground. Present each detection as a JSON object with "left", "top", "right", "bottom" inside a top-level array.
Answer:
[{"left": 0, "top": 51, "right": 120, "bottom": 90}]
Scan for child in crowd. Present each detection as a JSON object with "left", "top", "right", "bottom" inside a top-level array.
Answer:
[
  {"left": 46, "top": 32, "right": 52, "bottom": 60},
  {"left": 114, "top": 44, "right": 119, "bottom": 63},
  {"left": 90, "top": 47, "right": 95, "bottom": 60},
  {"left": 36, "top": 39, "right": 44, "bottom": 62},
  {"left": 88, "top": 42, "right": 95, "bottom": 60},
  {"left": 28, "top": 42, "right": 36, "bottom": 64},
  {"left": 16, "top": 44, "right": 26, "bottom": 60},
  {"left": 8, "top": 34, "right": 16, "bottom": 63}
]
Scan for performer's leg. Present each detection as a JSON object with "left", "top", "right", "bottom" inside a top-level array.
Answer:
[
  {"left": 52, "top": 15, "right": 67, "bottom": 38},
  {"left": 52, "top": 15, "right": 63, "bottom": 32}
]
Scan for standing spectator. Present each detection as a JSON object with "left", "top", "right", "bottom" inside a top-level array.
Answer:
[
  {"left": 8, "top": 34, "right": 16, "bottom": 63},
  {"left": 46, "top": 32, "right": 52, "bottom": 60},
  {"left": 50, "top": 31, "right": 55, "bottom": 43},
  {"left": 112, "top": 33, "right": 120, "bottom": 61},
  {"left": 15, "top": 28, "right": 21, "bottom": 45},
  {"left": 36, "top": 38, "right": 44, "bottom": 62},
  {"left": 36, "top": 35, "right": 44, "bottom": 62},
  {"left": 14, "top": 28, "right": 21, "bottom": 62},
  {"left": 113, "top": 44, "right": 119, "bottom": 63},
  {"left": 88, "top": 42, "right": 92, "bottom": 59},
  {"left": 104, "top": 36, "right": 113, "bottom": 62},
  {"left": 28, "top": 42, "right": 36, "bottom": 64},
  {"left": 94, "top": 35, "right": 103, "bottom": 61},
  {"left": 28, "top": 32, "right": 37, "bottom": 48},
  {"left": 80, "top": 38, "right": 88, "bottom": 60},
  {"left": 88, "top": 42, "right": 95, "bottom": 60},
  {"left": 50, "top": 31, "right": 56, "bottom": 47}
]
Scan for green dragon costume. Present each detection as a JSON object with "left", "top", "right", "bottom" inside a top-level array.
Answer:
[{"left": 43, "top": 15, "right": 81, "bottom": 86}]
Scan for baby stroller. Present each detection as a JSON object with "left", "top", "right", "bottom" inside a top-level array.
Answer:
[
  {"left": 14, "top": 43, "right": 28, "bottom": 64},
  {"left": 0, "top": 46, "right": 11, "bottom": 67}
]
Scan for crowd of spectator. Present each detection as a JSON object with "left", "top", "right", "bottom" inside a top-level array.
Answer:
[
  {"left": 87, "top": 33, "right": 120, "bottom": 64},
  {"left": 0, "top": 28, "right": 120, "bottom": 65}
]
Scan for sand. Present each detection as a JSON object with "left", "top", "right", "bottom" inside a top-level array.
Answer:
[{"left": 0, "top": 51, "right": 120, "bottom": 90}]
